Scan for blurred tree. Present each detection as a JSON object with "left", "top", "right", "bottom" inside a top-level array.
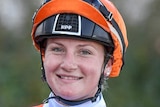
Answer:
[{"left": 105, "top": 0, "right": 160, "bottom": 107}]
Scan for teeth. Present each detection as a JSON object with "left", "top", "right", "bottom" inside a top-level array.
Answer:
[{"left": 59, "top": 76, "right": 81, "bottom": 80}]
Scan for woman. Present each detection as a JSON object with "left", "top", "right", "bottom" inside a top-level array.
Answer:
[{"left": 31, "top": 0, "right": 128, "bottom": 106}]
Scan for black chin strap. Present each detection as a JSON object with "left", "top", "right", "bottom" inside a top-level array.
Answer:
[
  {"left": 43, "top": 90, "right": 101, "bottom": 106},
  {"left": 39, "top": 43, "right": 111, "bottom": 106},
  {"left": 42, "top": 76, "right": 102, "bottom": 106}
]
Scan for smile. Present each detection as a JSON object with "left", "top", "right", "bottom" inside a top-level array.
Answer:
[{"left": 57, "top": 75, "right": 83, "bottom": 80}]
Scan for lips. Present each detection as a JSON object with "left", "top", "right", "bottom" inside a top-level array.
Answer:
[{"left": 57, "top": 74, "right": 83, "bottom": 80}]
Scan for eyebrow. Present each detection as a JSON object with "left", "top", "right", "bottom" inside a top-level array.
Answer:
[
  {"left": 47, "top": 41, "right": 64, "bottom": 46},
  {"left": 77, "top": 44, "right": 99, "bottom": 51}
]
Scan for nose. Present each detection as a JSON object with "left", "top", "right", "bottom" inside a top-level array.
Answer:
[{"left": 60, "top": 52, "right": 78, "bottom": 72}]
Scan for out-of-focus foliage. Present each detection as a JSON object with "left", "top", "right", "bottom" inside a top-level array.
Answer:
[{"left": 0, "top": 0, "right": 160, "bottom": 107}]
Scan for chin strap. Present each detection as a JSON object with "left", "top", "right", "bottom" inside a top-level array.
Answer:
[
  {"left": 43, "top": 89, "right": 101, "bottom": 106},
  {"left": 42, "top": 64, "right": 109, "bottom": 106},
  {"left": 42, "top": 83, "right": 102, "bottom": 106},
  {"left": 42, "top": 73, "right": 103, "bottom": 106}
]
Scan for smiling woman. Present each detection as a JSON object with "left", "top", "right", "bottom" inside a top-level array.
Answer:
[
  {"left": 44, "top": 38, "right": 105, "bottom": 101},
  {"left": 31, "top": 0, "right": 128, "bottom": 107}
]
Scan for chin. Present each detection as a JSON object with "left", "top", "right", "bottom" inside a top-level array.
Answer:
[{"left": 58, "top": 91, "right": 82, "bottom": 101}]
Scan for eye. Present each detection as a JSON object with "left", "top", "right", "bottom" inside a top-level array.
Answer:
[
  {"left": 79, "top": 49, "right": 92, "bottom": 55},
  {"left": 51, "top": 47, "right": 65, "bottom": 54}
]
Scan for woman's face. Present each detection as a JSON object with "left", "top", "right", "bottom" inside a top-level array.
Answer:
[{"left": 44, "top": 38, "right": 105, "bottom": 101}]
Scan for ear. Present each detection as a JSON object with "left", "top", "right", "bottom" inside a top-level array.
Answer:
[{"left": 104, "top": 59, "right": 113, "bottom": 77}]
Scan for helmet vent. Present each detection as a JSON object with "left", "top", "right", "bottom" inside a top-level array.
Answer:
[{"left": 52, "top": 14, "right": 81, "bottom": 36}]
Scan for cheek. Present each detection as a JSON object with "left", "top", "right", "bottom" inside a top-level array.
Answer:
[
  {"left": 81, "top": 63, "right": 102, "bottom": 93},
  {"left": 43, "top": 56, "right": 60, "bottom": 85},
  {"left": 44, "top": 58, "right": 52, "bottom": 72},
  {"left": 80, "top": 60, "right": 102, "bottom": 80},
  {"left": 43, "top": 56, "right": 59, "bottom": 74}
]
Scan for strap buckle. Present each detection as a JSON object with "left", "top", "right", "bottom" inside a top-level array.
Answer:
[{"left": 107, "top": 12, "right": 113, "bottom": 21}]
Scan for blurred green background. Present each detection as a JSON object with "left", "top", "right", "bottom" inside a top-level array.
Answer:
[{"left": 0, "top": 0, "right": 160, "bottom": 107}]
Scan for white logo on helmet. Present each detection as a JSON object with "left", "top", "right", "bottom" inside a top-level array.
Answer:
[
  {"left": 52, "top": 14, "right": 81, "bottom": 36},
  {"left": 61, "top": 25, "right": 72, "bottom": 30}
]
